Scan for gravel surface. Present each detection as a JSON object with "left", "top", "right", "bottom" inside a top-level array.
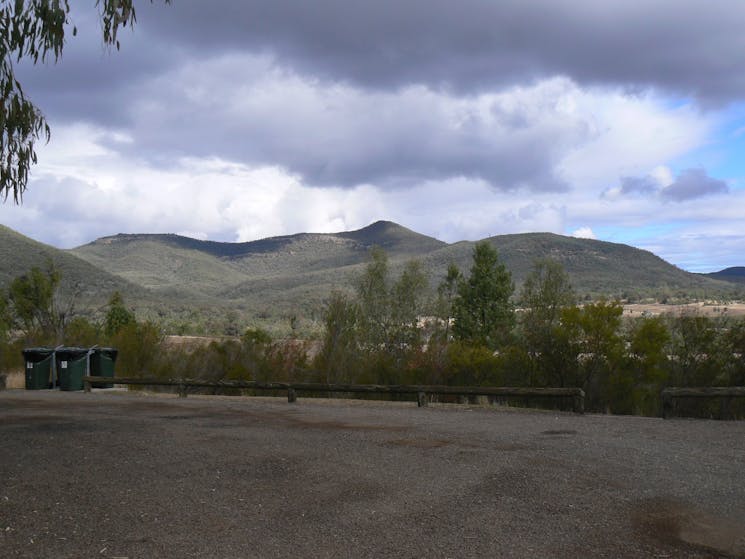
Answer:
[{"left": 1, "top": 390, "right": 744, "bottom": 558}]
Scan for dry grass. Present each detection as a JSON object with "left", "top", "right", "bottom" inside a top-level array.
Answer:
[
  {"left": 3, "top": 370, "right": 24, "bottom": 389},
  {"left": 623, "top": 301, "right": 745, "bottom": 317}
]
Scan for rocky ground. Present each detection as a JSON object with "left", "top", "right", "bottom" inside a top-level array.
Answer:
[{"left": 1, "top": 389, "right": 744, "bottom": 558}]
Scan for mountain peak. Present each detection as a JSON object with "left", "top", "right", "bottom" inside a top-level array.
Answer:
[{"left": 338, "top": 220, "right": 446, "bottom": 254}]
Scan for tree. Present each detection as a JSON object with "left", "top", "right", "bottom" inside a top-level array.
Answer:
[
  {"left": 725, "top": 319, "right": 745, "bottom": 385},
  {"left": 65, "top": 316, "right": 100, "bottom": 346},
  {"left": 562, "top": 300, "right": 624, "bottom": 406},
  {"left": 434, "top": 263, "right": 461, "bottom": 339},
  {"left": 315, "top": 290, "right": 359, "bottom": 383},
  {"left": 519, "top": 259, "right": 576, "bottom": 386},
  {"left": 0, "top": 289, "right": 10, "bottom": 341},
  {"left": 520, "top": 259, "right": 575, "bottom": 323},
  {"left": 355, "top": 247, "right": 391, "bottom": 349},
  {"left": 8, "top": 261, "right": 76, "bottom": 343},
  {"left": 104, "top": 291, "right": 135, "bottom": 338},
  {"left": 452, "top": 241, "right": 515, "bottom": 350},
  {"left": 389, "top": 259, "right": 428, "bottom": 350},
  {"left": 241, "top": 327, "right": 272, "bottom": 382},
  {"left": 624, "top": 316, "right": 670, "bottom": 414},
  {"left": 667, "top": 313, "right": 727, "bottom": 387},
  {"left": 1, "top": 0, "right": 170, "bottom": 201},
  {"left": 110, "top": 319, "right": 162, "bottom": 376}
]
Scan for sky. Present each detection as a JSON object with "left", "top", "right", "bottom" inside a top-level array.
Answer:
[{"left": 2, "top": 0, "right": 745, "bottom": 272}]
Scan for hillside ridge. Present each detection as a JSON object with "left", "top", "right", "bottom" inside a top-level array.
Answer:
[{"left": 1, "top": 221, "right": 741, "bottom": 328}]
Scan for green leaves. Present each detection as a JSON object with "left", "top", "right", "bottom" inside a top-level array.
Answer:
[
  {"left": 104, "top": 290, "right": 135, "bottom": 337},
  {"left": 452, "top": 241, "right": 515, "bottom": 350},
  {"left": 7, "top": 260, "right": 65, "bottom": 343}
]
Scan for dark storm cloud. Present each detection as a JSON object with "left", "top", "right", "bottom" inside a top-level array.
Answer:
[
  {"left": 15, "top": 5, "right": 176, "bottom": 127},
  {"left": 661, "top": 168, "right": 729, "bottom": 201},
  {"left": 619, "top": 175, "right": 658, "bottom": 195},
  {"left": 142, "top": 0, "right": 745, "bottom": 102},
  {"left": 12, "top": 1, "right": 743, "bottom": 194},
  {"left": 112, "top": 67, "right": 584, "bottom": 191}
]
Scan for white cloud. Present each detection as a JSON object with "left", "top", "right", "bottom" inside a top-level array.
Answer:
[
  {"left": 571, "top": 227, "right": 596, "bottom": 239},
  {"left": 2, "top": 71, "right": 742, "bottom": 271}
]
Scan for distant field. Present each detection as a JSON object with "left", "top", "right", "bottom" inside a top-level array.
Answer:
[{"left": 623, "top": 301, "right": 745, "bottom": 317}]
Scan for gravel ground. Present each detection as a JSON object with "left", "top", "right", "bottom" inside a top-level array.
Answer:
[{"left": 1, "top": 389, "right": 744, "bottom": 558}]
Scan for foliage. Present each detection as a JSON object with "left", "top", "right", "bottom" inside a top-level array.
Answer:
[
  {"left": 1, "top": 0, "right": 170, "bottom": 200},
  {"left": 7, "top": 261, "right": 76, "bottom": 344},
  {"left": 519, "top": 259, "right": 576, "bottom": 386},
  {"left": 725, "top": 320, "right": 745, "bottom": 385},
  {"left": 452, "top": 241, "right": 515, "bottom": 350},
  {"left": 563, "top": 300, "right": 625, "bottom": 409},
  {"left": 355, "top": 247, "right": 392, "bottom": 349},
  {"left": 109, "top": 320, "right": 163, "bottom": 376},
  {"left": 315, "top": 248, "right": 430, "bottom": 383},
  {"left": 622, "top": 316, "right": 670, "bottom": 415},
  {"left": 666, "top": 313, "right": 728, "bottom": 387},
  {"left": 104, "top": 291, "right": 135, "bottom": 338},
  {"left": 241, "top": 327, "right": 273, "bottom": 382},
  {"left": 443, "top": 341, "right": 502, "bottom": 386},
  {"left": 0, "top": 288, "right": 10, "bottom": 340},
  {"left": 389, "top": 260, "right": 428, "bottom": 351},
  {"left": 315, "top": 291, "right": 360, "bottom": 383},
  {"left": 353, "top": 247, "right": 428, "bottom": 356},
  {"left": 64, "top": 316, "right": 100, "bottom": 347}
]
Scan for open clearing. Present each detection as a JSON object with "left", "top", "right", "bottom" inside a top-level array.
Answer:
[
  {"left": 623, "top": 301, "right": 745, "bottom": 317},
  {"left": 1, "top": 390, "right": 744, "bottom": 558}
]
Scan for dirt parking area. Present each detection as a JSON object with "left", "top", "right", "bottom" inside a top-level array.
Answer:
[{"left": 1, "top": 390, "right": 744, "bottom": 558}]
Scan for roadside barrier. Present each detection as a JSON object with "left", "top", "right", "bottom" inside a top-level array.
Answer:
[
  {"left": 82, "top": 376, "right": 585, "bottom": 413},
  {"left": 661, "top": 386, "right": 745, "bottom": 419}
]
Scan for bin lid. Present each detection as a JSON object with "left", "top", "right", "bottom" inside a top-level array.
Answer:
[
  {"left": 22, "top": 347, "right": 56, "bottom": 360},
  {"left": 94, "top": 347, "right": 118, "bottom": 358},
  {"left": 55, "top": 347, "right": 90, "bottom": 359}
]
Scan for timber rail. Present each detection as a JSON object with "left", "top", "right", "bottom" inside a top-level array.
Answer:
[
  {"left": 83, "top": 376, "right": 585, "bottom": 413},
  {"left": 661, "top": 386, "right": 745, "bottom": 419}
]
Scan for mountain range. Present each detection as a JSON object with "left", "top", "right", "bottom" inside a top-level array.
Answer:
[{"left": 0, "top": 221, "right": 741, "bottom": 332}]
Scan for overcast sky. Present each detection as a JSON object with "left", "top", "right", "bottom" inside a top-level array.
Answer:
[{"left": 2, "top": 0, "right": 745, "bottom": 272}]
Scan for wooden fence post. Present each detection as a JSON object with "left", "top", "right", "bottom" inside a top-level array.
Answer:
[
  {"left": 573, "top": 390, "right": 585, "bottom": 414},
  {"left": 661, "top": 390, "right": 672, "bottom": 419},
  {"left": 417, "top": 391, "right": 428, "bottom": 408}
]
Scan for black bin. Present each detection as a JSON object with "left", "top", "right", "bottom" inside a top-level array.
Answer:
[
  {"left": 90, "top": 347, "right": 118, "bottom": 388},
  {"left": 55, "top": 347, "right": 89, "bottom": 391},
  {"left": 22, "top": 348, "right": 55, "bottom": 390}
]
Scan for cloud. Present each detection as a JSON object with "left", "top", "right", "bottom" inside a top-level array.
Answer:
[
  {"left": 137, "top": 0, "right": 745, "bottom": 103},
  {"left": 660, "top": 168, "right": 729, "bottom": 201},
  {"left": 117, "top": 68, "right": 596, "bottom": 192},
  {"left": 571, "top": 227, "right": 596, "bottom": 239},
  {"left": 22, "top": 54, "right": 714, "bottom": 198},
  {"left": 618, "top": 176, "right": 658, "bottom": 195},
  {"left": 5, "top": 1, "right": 745, "bottom": 273},
  {"left": 606, "top": 167, "right": 729, "bottom": 202}
]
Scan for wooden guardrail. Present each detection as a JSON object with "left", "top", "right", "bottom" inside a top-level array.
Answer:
[
  {"left": 661, "top": 386, "right": 745, "bottom": 419},
  {"left": 83, "top": 376, "right": 585, "bottom": 413}
]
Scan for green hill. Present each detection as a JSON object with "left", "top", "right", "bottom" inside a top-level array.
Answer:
[
  {"left": 0, "top": 224, "right": 146, "bottom": 307},
  {"left": 702, "top": 267, "right": 745, "bottom": 284},
  {"left": 421, "top": 233, "right": 727, "bottom": 299},
  {"left": 70, "top": 221, "right": 446, "bottom": 299},
  {"left": 2, "top": 221, "right": 738, "bottom": 333}
]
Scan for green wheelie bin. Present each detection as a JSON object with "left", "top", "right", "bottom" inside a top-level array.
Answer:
[
  {"left": 90, "top": 347, "right": 118, "bottom": 388},
  {"left": 22, "top": 348, "right": 56, "bottom": 390},
  {"left": 55, "top": 347, "right": 89, "bottom": 391}
]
